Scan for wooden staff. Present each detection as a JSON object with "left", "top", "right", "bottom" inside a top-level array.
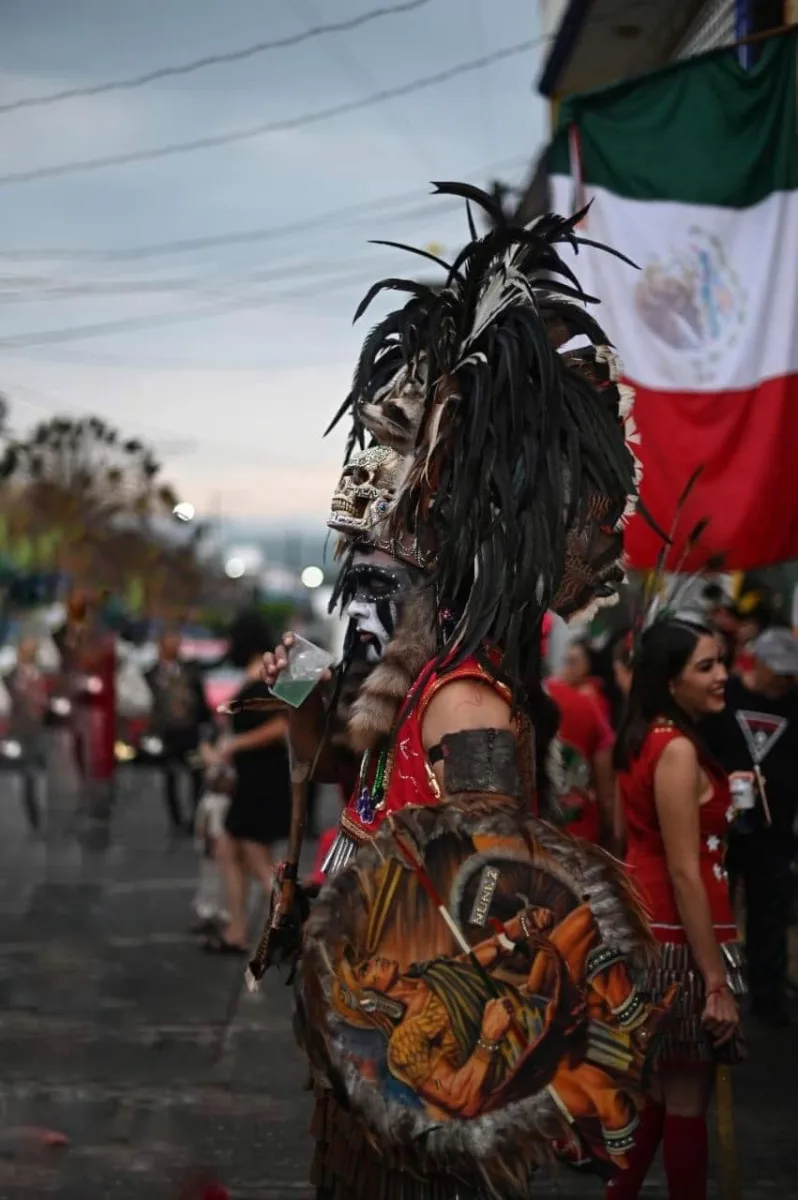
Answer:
[
  {"left": 245, "top": 751, "right": 312, "bottom": 992},
  {"left": 715, "top": 1065, "right": 741, "bottom": 1200}
]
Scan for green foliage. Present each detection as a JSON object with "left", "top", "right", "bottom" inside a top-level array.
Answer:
[{"left": 257, "top": 599, "right": 294, "bottom": 629}]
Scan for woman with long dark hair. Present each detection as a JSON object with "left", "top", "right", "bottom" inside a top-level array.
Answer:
[
  {"left": 204, "top": 612, "right": 290, "bottom": 955},
  {"left": 609, "top": 616, "right": 746, "bottom": 1200}
]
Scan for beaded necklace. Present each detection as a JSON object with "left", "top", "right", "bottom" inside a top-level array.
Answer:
[{"left": 354, "top": 740, "right": 394, "bottom": 825}]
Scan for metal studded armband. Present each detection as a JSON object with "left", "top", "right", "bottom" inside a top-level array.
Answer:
[{"left": 427, "top": 728, "right": 521, "bottom": 799}]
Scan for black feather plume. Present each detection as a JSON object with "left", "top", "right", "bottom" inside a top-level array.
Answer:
[{"left": 327, "top": 181, "right": 642, "bottom": 702}]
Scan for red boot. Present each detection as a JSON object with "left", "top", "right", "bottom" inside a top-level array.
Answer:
[{"left": 662, "top": 1113, "right": 708, "bottom": 1200}]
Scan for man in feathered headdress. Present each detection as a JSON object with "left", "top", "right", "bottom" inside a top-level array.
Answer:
[{"left": 262, "top": 184, "right": 667, "bottom": 1200}]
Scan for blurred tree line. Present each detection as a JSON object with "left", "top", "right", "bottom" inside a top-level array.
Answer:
[{"left": 0, "top": 405, "right": 219, "bottom": 617}]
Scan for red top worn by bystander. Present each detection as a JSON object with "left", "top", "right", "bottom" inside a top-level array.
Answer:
[
  {"left": 619, "top": 721, "right": 737, "bottom": 946},
  {"left": 546, "top": 678, "right": 614, "bottom": 843}
]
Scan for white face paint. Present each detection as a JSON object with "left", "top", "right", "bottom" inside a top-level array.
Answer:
[{"left": 346, "top": 597, "right": 396, "bottom": 663}]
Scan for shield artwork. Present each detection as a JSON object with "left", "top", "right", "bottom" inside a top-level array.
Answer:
[{"left": 298, "top": 803, "right": 675, "bottom": 1195}]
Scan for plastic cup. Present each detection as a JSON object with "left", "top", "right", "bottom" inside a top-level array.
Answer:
[
  {"left": 730, "top": 776, "right": 755, "bottom": 811},
  {"left": 269, "top": 634, "right": 334, "bottom": 709}
]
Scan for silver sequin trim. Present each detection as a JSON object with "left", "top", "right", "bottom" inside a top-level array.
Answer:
[{"left": 321, "top": 830, "right": 360, "bottom": 877}]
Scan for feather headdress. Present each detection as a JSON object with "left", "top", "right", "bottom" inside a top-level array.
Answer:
[{"left": 328, "top": 182, "right": 645, "bottom": 700}]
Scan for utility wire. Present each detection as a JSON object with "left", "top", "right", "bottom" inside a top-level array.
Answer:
[
  {"left": 0, "top": 259, "right": 421, "bottom": 349},
  {"left": 294, "top": 0, "right": 435, "bottom": 174},
  {"left": 0, "top": 0, "right": 439, "bottom": 115},
  {"left": 0, "top": 155, "right": 527, "bottom": 261},
  {"left": 469, "top": 0, "right": 496, "bottom": 162},
  {"left": 0, "top": 39, "right": 544, "bottom": 187},
  {"left": 0, "top": 232, "right": 464, "bottom": 303}
]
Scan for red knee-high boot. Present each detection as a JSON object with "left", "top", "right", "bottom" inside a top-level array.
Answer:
[
  {"left": 605, "top": 1101, "right": 665, "bottom": 1199},
  {"left": 662, "top": 1114, "right": 708, "bottom": 1200}
]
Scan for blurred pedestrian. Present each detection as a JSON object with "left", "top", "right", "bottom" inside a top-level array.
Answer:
[
  {"left": 190, "top": 756, "right": 235, "bottom": 936},
  {"left": 56, "top": 590, "right": 117, "bottom": 810},
  {"left": 5, "top": 636, "right": 49, "bottom": 829},
  {"left": 701, "top": 626, "right": 798, "bottom": 1027},
  {"left": 730, "top": 596, "right": 772, "bottom": 677},
  {"left": 145, "top": 626, "right": 213, "bottom": 833},
  {"left": 543, "top": 618, "right": 617, "bottom": 851},
  {"left": 559, "top": 637, "right": 613, "bottom": 725},
  {"left": 610, "top": 633, "right": 634, "bottom": 717},
  {"left": 204, "top": 612, "right": 290, "bottom": 956}
]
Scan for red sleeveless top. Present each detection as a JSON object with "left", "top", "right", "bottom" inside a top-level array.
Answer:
[
  {"left": 339, "top": 654, "right": 511, "bottom": 845},
  {"left": 619, "top": 722, "right": 738, "bottom": 946}
]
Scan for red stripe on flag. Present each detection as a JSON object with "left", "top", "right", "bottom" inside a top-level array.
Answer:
[{"left": 625, "top": 372, "right": 798, "bottom": 570}]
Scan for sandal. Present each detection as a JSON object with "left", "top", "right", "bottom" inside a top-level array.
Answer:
[
  {"left": 202, "top": 933, "right": 249, "bottom": 956},
  {"left": 189, "top": 916, "right": 221, "bottom": 937}
]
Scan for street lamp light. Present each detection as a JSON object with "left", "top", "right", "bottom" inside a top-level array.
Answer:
[
  {"left": 225, "top": 557, "right": 246, "bottom": 580},
  {"left": 301, "top": 566, "right": 324, "bottom": 590}
]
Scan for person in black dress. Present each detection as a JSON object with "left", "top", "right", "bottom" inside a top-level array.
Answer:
[{"left": 205, "top": 612, "right": 290, "bottom": 955}]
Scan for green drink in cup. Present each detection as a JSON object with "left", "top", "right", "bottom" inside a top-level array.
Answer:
[{"left": 270, "top": 634, "right": 334, "bottom": 708}]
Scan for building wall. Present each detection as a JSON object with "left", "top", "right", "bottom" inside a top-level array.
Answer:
[
  {"left": 675, "top": 0, "right": 793, "bottom": 57},
  {"left": 675, "top": 0, "right": 738, "bottom": 56},
  {"left": 539, "top": 0, "right": 571, "bottom": 45}
]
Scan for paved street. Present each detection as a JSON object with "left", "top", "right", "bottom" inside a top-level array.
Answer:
[{"left": 0, "top": 741, "right": 796, "bottom": 1198}]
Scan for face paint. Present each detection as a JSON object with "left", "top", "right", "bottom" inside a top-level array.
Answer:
[
  {"left": 347, "top": 599, "right": 395, "bottom": 663},
  {"left": 340, "top": 561, "right": 414, "bottom": 664}
]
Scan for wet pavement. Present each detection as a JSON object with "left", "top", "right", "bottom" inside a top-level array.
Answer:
[{"left": 0, "top": 741, "right": 796, "bottom": 1198}]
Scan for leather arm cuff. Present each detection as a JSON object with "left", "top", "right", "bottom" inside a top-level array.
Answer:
[{"left": 428, "top": 728, "right": 520, "bottom": 798}]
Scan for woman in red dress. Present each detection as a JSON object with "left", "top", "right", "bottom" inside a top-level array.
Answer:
[
  {"left": 610, "top": 616, "right": 746, "bottom": 1200},
  {"left": 560, "top": 637, "right": 614, "bottom": 726}
]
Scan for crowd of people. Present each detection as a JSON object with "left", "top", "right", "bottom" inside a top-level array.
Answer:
[
  {"left": 547, "top": 595, "right": 798, "bottom": 1035},
  {"left": 6, "top": 185, "right": 796, "bottom": 1200},
  {"left": 0, "top": 599, "right": 297, "bottom": 959}
]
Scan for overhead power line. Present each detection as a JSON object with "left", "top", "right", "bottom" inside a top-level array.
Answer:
[
  {"left": 0, "top": 0, "right": 438, "bottom": 115},
  {"left": 0, "top": 154, "right": 528, "bottom": 261},
  {"left": 295, "top": 0, "right": 434, "bottom": 174},
  {"left": 0, "top": 251, "right": 418, "bottom": 303},
  {"left": 0, "top": 258, "right": 419, "bottom": 349},
  {"left": 0, "top": 39, "right": 543, "bottom": 188}
]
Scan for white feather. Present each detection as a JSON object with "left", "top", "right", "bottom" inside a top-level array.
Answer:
[{"left": 459, "top": 249, "right": 536, "bottom": 354}]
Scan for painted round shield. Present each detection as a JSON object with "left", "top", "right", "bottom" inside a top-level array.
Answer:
[{"left": 299, "top": 802, "right": 673, "bottom": 1195}]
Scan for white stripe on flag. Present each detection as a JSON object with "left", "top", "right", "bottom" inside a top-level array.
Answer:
[{"left": 550, "top": 175, "right": 798, "bottom": 393}]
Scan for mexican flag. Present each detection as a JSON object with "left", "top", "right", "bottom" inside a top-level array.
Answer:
[{"left": 548, "top": 31, "right": 798, "bottom": 569}]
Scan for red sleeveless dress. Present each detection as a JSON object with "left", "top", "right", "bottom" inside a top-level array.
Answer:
[{"left": 618, "top": 721, "right": 746, "bottom": 1064}]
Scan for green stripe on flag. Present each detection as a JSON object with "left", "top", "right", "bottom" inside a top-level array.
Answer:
[{"left": 549, "top": 30, "right": 798, "bottom": 209}]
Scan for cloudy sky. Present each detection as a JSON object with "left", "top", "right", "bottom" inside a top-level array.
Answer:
[{"left": 0, "top": 0, "right": 549, "bottom": 525}]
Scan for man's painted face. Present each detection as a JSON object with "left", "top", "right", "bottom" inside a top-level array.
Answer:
[{"left": 340, "top": 552, "right": 414, "bottom": 663}]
